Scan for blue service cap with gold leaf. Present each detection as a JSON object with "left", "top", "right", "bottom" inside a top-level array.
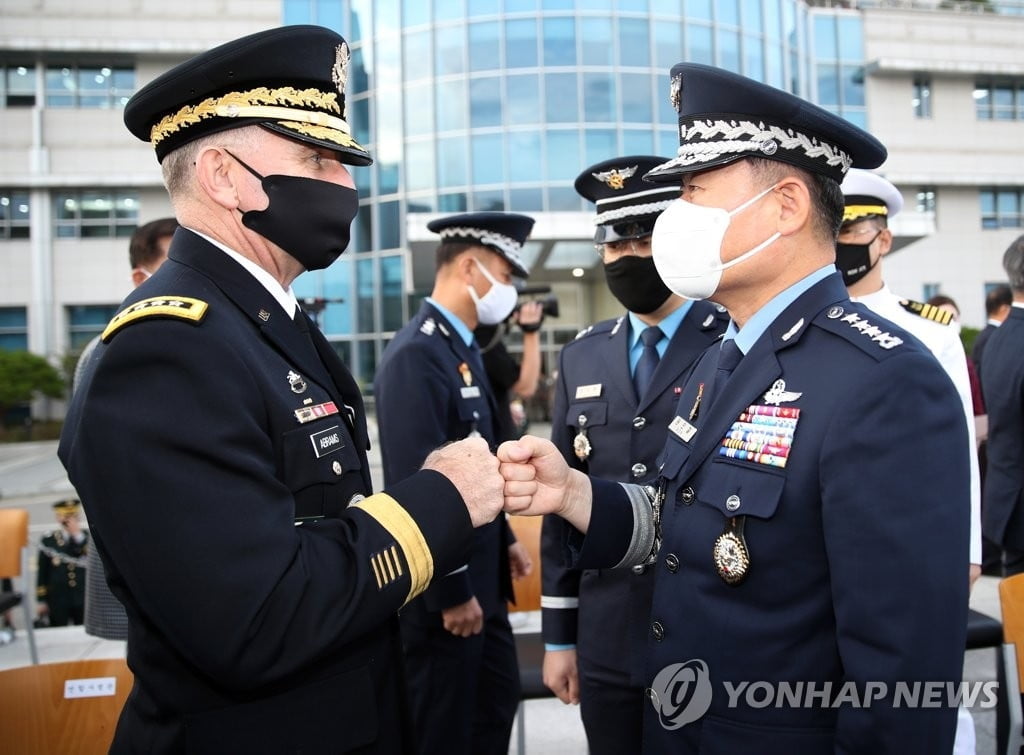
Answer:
[
  {"left": 427, "top": 212, "right": 534, "bottom": 279},
  {"left": 124, "top": 25, "right": 371, "bottom": 166},
  {"left": 575, "top": 155, "right": 679, "bottom": 244},
  {"left": 840, "top": 168, "right": 904, "bottom": 224},
  {"left": 645, "top": 63, "right": 886, "bottom": 184}
]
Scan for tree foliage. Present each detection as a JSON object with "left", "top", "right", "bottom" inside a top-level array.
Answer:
[{"left": 0, "top": 350, "right": 65, "bottom": 423}]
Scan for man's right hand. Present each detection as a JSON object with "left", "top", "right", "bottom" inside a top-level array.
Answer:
[
  {"left": 543, "top": 648, "right": 580, "bottom": 704},
  {"left": 498, "top": 436, "right": 593, "bottom": 533},
  {"left": 422, "top": 437, "right": 503, "bottom": 528}
]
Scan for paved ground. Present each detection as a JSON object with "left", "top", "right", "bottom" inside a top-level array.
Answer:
[{"left": 0, "top": 429, "right": 1004, "bottom": 753}]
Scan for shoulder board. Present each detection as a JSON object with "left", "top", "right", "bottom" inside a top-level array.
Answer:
[
  {"left": 573, "top": 317, "right": 619, "bottom": 342},
  {"left": 101, "top": 297, "right": 209, "bottom": 343},
  {"left": 899, "top": 299, "right": 954, "bottom": 326},
  {"left": 813, "top": 303, "right": 906, "bottom": 360}
]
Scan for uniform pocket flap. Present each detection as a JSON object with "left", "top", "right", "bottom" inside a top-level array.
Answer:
[
  {"left": 697, "top": 459, "right": 785, "bottom": 520},
  {"left": 566, "top": 401, "right": 608, "bottom": 428}
]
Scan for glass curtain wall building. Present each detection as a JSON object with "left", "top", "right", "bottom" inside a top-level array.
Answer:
[{"left": 281, "top": 0, "right": 835, "bottom": 393}]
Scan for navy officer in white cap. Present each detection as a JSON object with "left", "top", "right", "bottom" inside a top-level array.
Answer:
[
  {"left": 60, "top": 26, "right": 506, "bottom": 753},
  {"left": 540, "top": 155, "right": 727, "bottom": 754},
  {"left": 838, "top": 169, "right": 980, "bottom": 582},
  {"left": 500, "top": 62, "right": 969, "bottom": 754},
  {"left": 374, "top": 212, "right": 535, "bottom": 755}
]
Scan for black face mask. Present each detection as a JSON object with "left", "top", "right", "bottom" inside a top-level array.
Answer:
[
  {"left": 603, "top": 254, "right": 673, "bottom": 314},
  {"left": 229, "top": 150, "right": 359, "bottom": 271},
  {"left": 835, "top": 231, "right": 882, "bottom": 287}
]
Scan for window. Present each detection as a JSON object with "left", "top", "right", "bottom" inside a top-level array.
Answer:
[
  {"left": 470, "top": 77, "right": 502, "bottom": 127},
  {"left": 45, "top": 64, "right": 133, "bottom": 108},
  {"left": 916, "top": 187, "right": 936, "bottom": 214},
  {"left": 506, "top": 19, "right": 538, "bottom": 69},
  {"left": 913, "top": 76, "right": 932, "bottom": 119},
  {"left": 2, "top": 64, "right": 36, "bottom": 107},
  {"left": 0, "top": 307, "right": 28, "bottom": 351},
  {"left": 0, "top": 191, "right": 30, "bottom": 239},
  {"left": 53, "top": 190, "right": 138, "bottom": 238},
  {"left": 543, "top": 18, "right": 576, "bottom": 67},
  {"left": 381, "top": 255, "right": 405, "bottom": 332},
  {"left": 469, "top": 22, "right": 501, "bottom": 72},
  {"left": 980, "top": 188, "right": 1023, "bottom": 229},
  {"left": 974, "top": 78, "right": 1024, "bottom": 120},
  {"left": 68, "top": 305, "right": 119, "bottom": 351}
]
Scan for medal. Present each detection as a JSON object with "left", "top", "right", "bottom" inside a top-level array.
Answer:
[
  {"left": 573, "top": 413, "right": 592, "bottom": 461},
  {"left": 713, "top": 517, "right": 750, "bottom": 585}
]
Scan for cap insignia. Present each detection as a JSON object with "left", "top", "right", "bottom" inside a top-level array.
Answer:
[
  {"left": 331, "top": 41, "right": 350, "bottom": 95},
  {"left": 592, "top": 165, "right": 637, "bottom": 190},
  {"left": 669, "top": 73, "right": 682, "bottom": 112}
]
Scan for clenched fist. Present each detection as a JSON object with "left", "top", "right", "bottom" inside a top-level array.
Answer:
[
  {"left": 497, "top": 435, "right": 593, "bottom": 533},
  {"left": 422, "top": 437, "right": 503, "bottom": 528}
]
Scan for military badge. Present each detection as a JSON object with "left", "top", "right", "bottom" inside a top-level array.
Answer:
[
  {"left": 573, "top": 414, "right": 592, "bottom": 461},
  {"left": 287, "top": 370, "right": 307, "bottom": 394},
  {"left": 669, "top": 73, "right": 682, "bottom": 112},
  {"left": 713, "top": 517, "right": 750, "bottom": 585},
  {"left": 458, "top": 362, "right": 473, "bottom": 387},
  {"left": 761, "top": 379, "right": 802, "bottom": 406},
  {"left": 591, "top": 165, "right": 637, "bottom": 190},
  {"left": 331, "top": 41, "right": 350, "bottom": 95}
]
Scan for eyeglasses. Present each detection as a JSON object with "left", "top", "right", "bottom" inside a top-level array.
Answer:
[
  {"left": 594, "top": 236, "right": 652, "bottom": 263},
  {"left": 838, "top": 226, "right": 883, "bottom": 243}
]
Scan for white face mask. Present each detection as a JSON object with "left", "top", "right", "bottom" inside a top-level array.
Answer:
[
  {"left": 651, "top": 184, "right": 781, "bottom": 300},
  {"left": 468, "top": 257, "right": 518, "bottom": 325}
]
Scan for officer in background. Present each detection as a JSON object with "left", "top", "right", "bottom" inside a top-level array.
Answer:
[
  {"left": 374, "top": 212, "right": 534, "bottom": 755},
  {"left": 982, "top": 235, "right": 1024, "bottom": 576},
  {"left": 77, "top": 217, "right": 177, "bottom": 642},
  {"left": 36, "top": 499, "right": 88, "bottom": 627},
  {"left": 837, "top": 169, "right": 981, "bottom": 590},
  {"left": 972, "top": 283, "right": 1012, "bottom": 388},
  {"left": 59, "top": 26, "right": 506, "bottom": 753},
  {"left": 540, "top": 155, "right": 727, "bottom": 753},
  {"left": 474, "top": 298, "right": 545, "bottom": 443},
  {"left": 500, "top": 62, "right": 969, "bottom": 753}
]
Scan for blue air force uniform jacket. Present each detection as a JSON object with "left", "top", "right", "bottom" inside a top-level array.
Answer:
[
  {"left": 541, "top": 301, "right": 728, "bottom": 685},
  {"left": 374, "top": 301, "right": 513, "bottom": 617},
  {"left": 565, "top": 274, "right": 969, "bottom": 754},
  {"left": 58, "top": 229, "right": 473, "bottom": 754}
]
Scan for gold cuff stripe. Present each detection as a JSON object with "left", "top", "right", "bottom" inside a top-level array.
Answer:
[
  {"left": 390, "top": 546, "right": 403, "bottom": 577},
  {"left": 352, "top": 494, "right": 433, "bottom": 604},
  {"left": 370, "top": 556, "right": 384, "bottom": 590},
  {"left": 842, "top": 204, "right": 888, "bottom": 222},
  {"left": 382, "top": 548, "right": 397, "bottom": 582},
  {"left": 101, "top": 297, "right": 208, "bottom": 342},
  {"left": 149, "top": 86, "right": 342, "bottom": 146}
]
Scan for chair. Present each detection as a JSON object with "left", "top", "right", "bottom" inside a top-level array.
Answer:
[
  {"left": 0, "top": 508, "right": 39, "bottom": 664},
  {"left": 0, "top": 658, "right": 133, "bottom": 753},
  {"left": 1000, "top": 574, "right": 1024, "bottom": 755},
  {"left": 507, "top": 514, "right": 555, "bottom": 755}
]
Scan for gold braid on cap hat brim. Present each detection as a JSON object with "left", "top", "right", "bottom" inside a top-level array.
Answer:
[
  {"left": 149, "top": 86, "right": 354, "bottom": 148},
  {"left": 842, "top": 204, "right": 889, "bottom": 223}
]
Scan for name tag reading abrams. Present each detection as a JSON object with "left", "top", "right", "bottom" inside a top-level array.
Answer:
[{"left": 311, "top": 425, "right": 345, "bottom": 458}]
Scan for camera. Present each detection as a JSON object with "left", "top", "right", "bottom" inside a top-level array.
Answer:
[{"left": 512, "top": 285, "right": 559, "bottom": 320}]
